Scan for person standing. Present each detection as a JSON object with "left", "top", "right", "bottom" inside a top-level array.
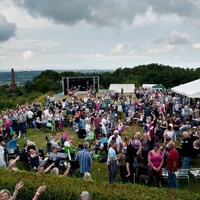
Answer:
[
  {"left": 166, "top": 141, "right": 179, "bottom": 188},
  {"left": 16, "top": 110, "right": 26, "bottom": 135},
  {"left": 172, "top": 116, "right": 181, "bottom": 142},
  {"left": 93, "top": 113, "right": 101, "bottom": 139},
  {"left": 75, "top": 142, "right": 92, "bottom": 176},
  {"left": 2, "top": 117, "right": 11, "bottom": 139},
  {"left": 107, "top": 130, "right": 122, "bottom": 154},
  {"left": 107, "top": 140, "right": 119, "bottom": 184},
  {"left": 147, "top": 143, "right": 164, "bottom": 187},
  {"left": 180, "top": 131, "right": 194, "bottom": 169}
]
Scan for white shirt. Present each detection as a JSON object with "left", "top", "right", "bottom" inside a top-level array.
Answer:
[
  {"left": 107, "top": 135, "right": 122, "bottom": 150},
  {"left": 85, "top": 123, "right": 91, "bottom": 135},
  {"left": 27, "top": 110, "right": 34, "bottom": 118},
  {"left": 43, "top": 109, "right": 49, "bottom": 119},
  {"left": 101, "top": 118, "right": 107, "bottom": 126}
]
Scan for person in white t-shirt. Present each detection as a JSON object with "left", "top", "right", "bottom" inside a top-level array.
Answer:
[{"left": 85, "top": 119, "right": 92, "bottom": 138}]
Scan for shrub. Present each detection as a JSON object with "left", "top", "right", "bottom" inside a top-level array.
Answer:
[{"left": 0, "top": 169, "right": 199, "bottom": 200}]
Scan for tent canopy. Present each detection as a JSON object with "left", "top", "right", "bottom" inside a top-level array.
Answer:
[
  {"left": 109, "top": 84, "right": 135, "bottom": 93},
  {"left": 142, "top": 84, "right": 156, "bottom": 89},
  {"left": 171, "top": 79, "right": 200, "bottom": 98},
  {"left": 152, "top": 84, "right": 165, "bottom": 89}
]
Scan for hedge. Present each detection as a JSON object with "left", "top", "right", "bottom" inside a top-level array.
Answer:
[{"left": 0, "top": 168, "right": 199, "bottom": 200}]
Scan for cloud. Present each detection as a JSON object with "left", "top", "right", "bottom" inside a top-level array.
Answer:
[
  {"left": 112, "top": 44, "right": 127, "bottom": 53},
  {"left": 148, "top": 45, "right": 175, "bottom": 54},
  {"left": 168, "top": 30, "right": 191, "bottom": 45},
  {"left": 22, "top": 50, "right": 34, "bottom": 60},
  {"left": 83, "top": 53, "right": 103, "bottom": 59},
  {"left": 0, "top": 13, "right": 17, "bottom": 42},
  {"left": 133, "top": 6, "right": 156, "bottom": 26},
  {"left": 10, "top": 0, "right": 200, "bottom": 27},
  {"left": 192, "top": 43, "right": 200, "bottom": 50}
]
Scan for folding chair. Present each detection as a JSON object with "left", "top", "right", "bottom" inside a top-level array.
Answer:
[
  {"left": 5, "top": 137, "right": 20, "bottom": 164},
  {"left": 69, "top": 160, "right": 80, "bottom": 177},
  {"left": 175, "top": 169, "right": 190, "bottom": 188},
  {"left": 38, "top": 148, "right": 45, "bottom": 159},
  {"left": 190, "top": 168, "right": 200, "bottom": 185},
  {"left": 162, "top": 168, "right": 168, "bottom": 179}
]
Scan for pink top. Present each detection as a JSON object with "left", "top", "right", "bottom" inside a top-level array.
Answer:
[
  {"left": 148, "top": 150, "right": 163, "bottom": 172},
  {"left": 95, "top": 104, "right": 100, "bottom": 111},
  {"left": 4, "top": 119, "right": 10, "bottom": 129}
]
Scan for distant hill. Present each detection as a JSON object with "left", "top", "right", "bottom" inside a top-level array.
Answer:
[
  {"left": 0, "top": 69, "right": 113, "bottom": 85},
  {"left": 0, "top": 71, "right": 42, "bottom": 85}
]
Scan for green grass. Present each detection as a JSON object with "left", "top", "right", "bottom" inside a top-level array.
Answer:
[{"left": 17, "top": 122, "right": 141, "bottom": 181}]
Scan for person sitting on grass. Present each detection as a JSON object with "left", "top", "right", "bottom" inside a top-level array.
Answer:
[
  {"left": 50, "top": 136, "right": 63, "bottom": 152},
  {"left": 51, "top": 162, "right": 71, "bottom": 177},
  {"left": 7, "top": 156, "right": 21, "bottom": 172},
  {"left": 37, "top": 162, "right": 55, "bottom": 174}
]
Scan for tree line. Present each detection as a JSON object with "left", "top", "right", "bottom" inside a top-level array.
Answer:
[
  {"left": 24, "top": 63, "right": 200, "bottom": 93},
  {"left": 0, "top": 63, "right": 200, "bottom": 110}
]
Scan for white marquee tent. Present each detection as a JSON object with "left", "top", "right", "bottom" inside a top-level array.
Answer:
[
  {"left": 109, "top": 84, "right": 135, "bottom": 93},
  {"left": 171, "top": 79, "right": 200, "bottom": 98},
  {"left": 142, "top": 84, "right": 156, "bottom": 89}
]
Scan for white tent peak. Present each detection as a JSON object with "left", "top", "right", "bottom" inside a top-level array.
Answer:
[
  {"left": 109, "top": 84, "right": 135, "bottom": 93},
  {"left": 142, "top": 84, "right": 157, "bottom": 89},
  {"left": 171, "top": 79, "right": 200, "bottom": 98}
]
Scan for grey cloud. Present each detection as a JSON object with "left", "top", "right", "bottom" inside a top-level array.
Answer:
[
  {"left": 168, "top": 30, "right": 191, "bottom": 45},
  {"left": 0, "top": 13, "right": 17, "bottom": 42},
  {"left": 11, "top": 0, "right": 148, "bottom": 26},
  {"left": 11, "top": 0, "right": 200, "bottom": 27}
]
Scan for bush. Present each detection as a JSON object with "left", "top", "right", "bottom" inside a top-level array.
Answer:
[{"left": 0, "top": 169, "right": 199, "bottom": 200}]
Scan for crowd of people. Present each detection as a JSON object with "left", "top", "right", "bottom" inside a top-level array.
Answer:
[{"left": 0, "top": 87, "right": 200, "bottom": 198}]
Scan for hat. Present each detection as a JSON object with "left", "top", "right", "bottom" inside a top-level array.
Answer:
[{"left": 169, "top": 123, "right": 173, "bottom": 128}]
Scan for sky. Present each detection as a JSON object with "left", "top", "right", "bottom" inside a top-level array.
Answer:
[{"left": 0, "top": 0, "right": 200, "bottom": 71}]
